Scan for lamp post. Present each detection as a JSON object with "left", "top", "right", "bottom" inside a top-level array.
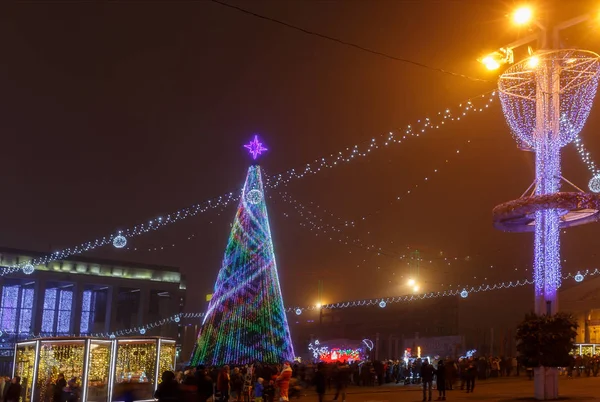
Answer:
[{"left": 483, "top": 5, "right": 600, "bottom": 400}]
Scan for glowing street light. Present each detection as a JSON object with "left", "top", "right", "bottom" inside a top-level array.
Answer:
[
  {"left": 413, "top": 285, "right": 420, "bottom": 293},
  {"left": 481, "top": 55, "right": 501, "bottom": 70},
  {"left": 527, "top": 55, "right": 540, "bottom": 68},
  {"left": 513, "top": 6, "right": 533, "bottom": 25},
  {"left": 316, "top": 303, "right": 322, "bottom": 309},
  {"left": 407, "top": 278, "right": 416, "bottom": 286}
]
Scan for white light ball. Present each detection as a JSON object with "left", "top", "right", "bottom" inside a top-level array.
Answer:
[
  {"left": 589, "top": 175, "right": 600, "bottom": 193},
  {"left": 23, "top": 264, "right": 35, "bottom": 275},
  {"left": 460, "top": 289, "right": 469, "bottom": 298},
  {"left": 139, "top": 328, "right": 146, "bottom": 335},
  {"left": 109, "top": 334, "right": 116, "bottom": 339},
  {"left": 174, "top": 316, "right": 181, "bottom": 323},
  {"left": 113, "top": 235, "right": 127, "bottom": 249},
  {"left": 379, "top": 300, "right": 387, "bottom": 308},
  {"left": 295, "top": 308, "right": 302, "bottom": 315},
  {"left": 246, "top": 189, "right": 263, "bottom": 205},
  {"left": 575, "top": 273, "right": 584, "bottom": 283}
]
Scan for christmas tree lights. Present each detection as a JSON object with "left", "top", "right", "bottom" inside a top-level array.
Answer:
[{"left": 190, "top": 164, "right": 294, "bottom": 365}]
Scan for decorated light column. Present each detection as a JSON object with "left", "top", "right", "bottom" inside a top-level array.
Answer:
[{"left": 495, "top": 50, "right": 600, "bottom": 315}]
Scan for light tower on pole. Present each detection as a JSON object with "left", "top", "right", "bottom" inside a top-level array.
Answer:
[{"left": 482, "top": 5, "right": 600, "bottom": 400}]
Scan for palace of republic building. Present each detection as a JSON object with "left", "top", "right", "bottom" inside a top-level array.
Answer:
[{"left": 0, "top": 247, "right": 185, "bottom": 372}]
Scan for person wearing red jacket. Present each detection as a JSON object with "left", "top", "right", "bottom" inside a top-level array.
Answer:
[{"left": 276, "top": 362, "right": 293, "bottom": 401}]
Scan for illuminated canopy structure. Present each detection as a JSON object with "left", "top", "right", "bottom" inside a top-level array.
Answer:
[
  {"left": 191, "top": 154, "right": 294, "bottom": 365},
  {"left": 495, "top": 50, "right": 600, "bottom": 314}
]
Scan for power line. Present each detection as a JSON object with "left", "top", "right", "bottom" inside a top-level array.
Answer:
[{"left": 210, "top": 0, "right": 492, "bottom": 83}]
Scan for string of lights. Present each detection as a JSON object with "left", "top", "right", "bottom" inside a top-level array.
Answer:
[
  {"left": 573, "top": 135, "right": 600, "bottom": 193},
  {"left": 10, "top": 92, "right": 496, "bottom": 274},
  {"left": 274, "top": 122, "right": 475, "bottom": 264},
  {"left": 3, "top": 192, "right": 240, "bottom": 274},
  {"left": 266, "top": 92, "right": 496, "bottom": 189},
  {"left": 4, "top": 266, "right": 594, "bottom": 338}
]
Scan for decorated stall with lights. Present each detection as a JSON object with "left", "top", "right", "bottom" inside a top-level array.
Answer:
[
  {"left": 13, "top": 337, "right": 176, "bottom": 402},
  {"left": 308, "top": 339, "right": 373, "bottom": 363}
]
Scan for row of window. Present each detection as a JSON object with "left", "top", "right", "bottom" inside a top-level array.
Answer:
[{"left": 0, "top": 285, "right": 96, "bottom": 336}]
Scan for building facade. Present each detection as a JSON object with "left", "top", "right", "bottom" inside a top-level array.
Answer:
[{"left": 0, "top": 247, "right": 185, "bottom": 363}]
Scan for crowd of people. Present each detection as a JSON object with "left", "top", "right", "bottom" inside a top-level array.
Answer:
[
  {"left": 8, "top": 353, "right": 599, "bottom": 402},
  {"left": 153, "top": 361, "right": 303, "bottom": 402}
]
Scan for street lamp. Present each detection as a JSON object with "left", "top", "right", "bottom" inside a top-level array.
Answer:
[
  {"left": 513, "top": 6, "right": 533, "bottom": 25},
  {"left": 407, "top": 278, "right": 416, "bottom": 286}
]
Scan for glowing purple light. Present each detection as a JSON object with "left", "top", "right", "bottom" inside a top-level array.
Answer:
[{"left": 244, "top": 135, "right": 268, "bottom": 160}]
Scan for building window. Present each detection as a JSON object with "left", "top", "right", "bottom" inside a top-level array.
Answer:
[
  {"left": 19, "top": 288, "right": 34, "bottom": 334},
  {"left": 0, "top": 286, "right": 19, "bottom": 333},
  {"left": 42, "top": 287, "right": 73, "bottom": 336},
  {"left": 80, "top": 290, "right": 96, "bottom": 334},
  {"left": 41, "top": 289, "right": 57, "bottom": 333},
  {"left": 57, "top": 290, "right": 72, "bottom": 334},
  {"left": 0, "top": 285, "right": 34, "bottom": 336}
]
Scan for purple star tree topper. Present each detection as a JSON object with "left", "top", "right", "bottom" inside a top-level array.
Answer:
[{"left": 244, "top": 135, "right": 268, "bottom": 160}]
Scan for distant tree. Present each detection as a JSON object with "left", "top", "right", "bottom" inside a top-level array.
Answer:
[{"left": 515, "top": 312, "right": 578, "bottom": 368}]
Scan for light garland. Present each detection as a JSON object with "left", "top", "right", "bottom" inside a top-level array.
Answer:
[
  {"left": 265, "top": 92, "right": 496, "bottom": 189},
  {"left": 9, "top": 93, "right": 496, "bottom": 275},
  {"left": 2, "top": 268, "right": 596, "bottom": 339},
  {"left": 190, "top": 165, "right": 295, "bottom": 365},
  {"left": 277, "top": 190, "right": 482, "bottom": 267},
  {"left": 5, "top": 192, "right": 239, "bottom": 274},
  {"left": 573, "top": 135, "right": 600, "bottom": 193}
]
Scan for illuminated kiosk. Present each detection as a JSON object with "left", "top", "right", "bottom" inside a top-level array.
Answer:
[{"left": 13, "top": 337, "right": 176, "bottom": 402}]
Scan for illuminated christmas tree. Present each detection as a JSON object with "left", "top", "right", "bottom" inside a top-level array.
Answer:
[{"left": 190, "top": 137, "right": 294, "bottom": 365}]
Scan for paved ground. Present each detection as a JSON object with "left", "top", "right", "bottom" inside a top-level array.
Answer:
[{"left": 305, "top": 376, "right": 600, "bottom": 401}]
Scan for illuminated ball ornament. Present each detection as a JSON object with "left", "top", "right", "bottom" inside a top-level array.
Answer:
[
  {"left": 589, "top": 174, "right": 600, "bottom": 193},
  {"left": 113, "top": 234, "right": 127, "bottom": 249},
  {"left": 575, "top": 272, "right": 584, "bottom": 283},
  {"left": 379, "top": 300, "right": 387, "bottom": 308},
  {"left": 174, "top": 316, "right": 181, "bottom": 323},
  {"left": 460, "top": 289, "right": 469, "bottom": 298},
  {"left": 139, "top": 328, "right": 146, "bottom": 335},
  {"left": 246, "top": 189, "right": 263, "bottom": 205},
  {"left": 295, "top": 308, "right": 302, "bottom": 315},
  {"left": 22, "top": 264, "right": 35, "bottom": 275},
  {"left": 109, "top": 334, "right": 115, "bottom": 339}
]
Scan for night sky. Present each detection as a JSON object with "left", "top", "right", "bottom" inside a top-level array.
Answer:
[{"left": 1, "top": 1, "right": 599, "bottom": 331}]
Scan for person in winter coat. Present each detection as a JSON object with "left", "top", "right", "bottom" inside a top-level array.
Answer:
[
  {"left": 231, "top": 367, "right": 244, "bottom": 401},
  {"left": 217, "top": 366, "right": 231, "bottom": 402},
  {"left": 5, "top": 376, "right": 22, "bottom": 402},
  {"left": 254, "top": 378, "right": 264, "bottom": 402},
  {"left": 333, "top": 363, "right": 350, "bottom": 401},
  {"left": 263, "top": 380, "right": 275, "bottom": 402},
  {"left": 53, "top": 373, "right": 67, "bottom": 402},
  {"left": 314, "top": 363, "right": 327, "bottom": 402},
  {"left": 466, "top": 360, "right": 477, "bottom": 393},
  {"left": 195, "top": 365, "right": 214, "bottom": 402},
  {"left": 435, "top": 360, "right": 446, "bottom": 401},
  {"left": 420, "top": 361, "right": 435, "bottom": 402},
  {"left": 276, "top": 362, "right": 293, "bottom": 401},
  {"left": 154, "top": 371, "right": 182, "bottom": 402}
]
